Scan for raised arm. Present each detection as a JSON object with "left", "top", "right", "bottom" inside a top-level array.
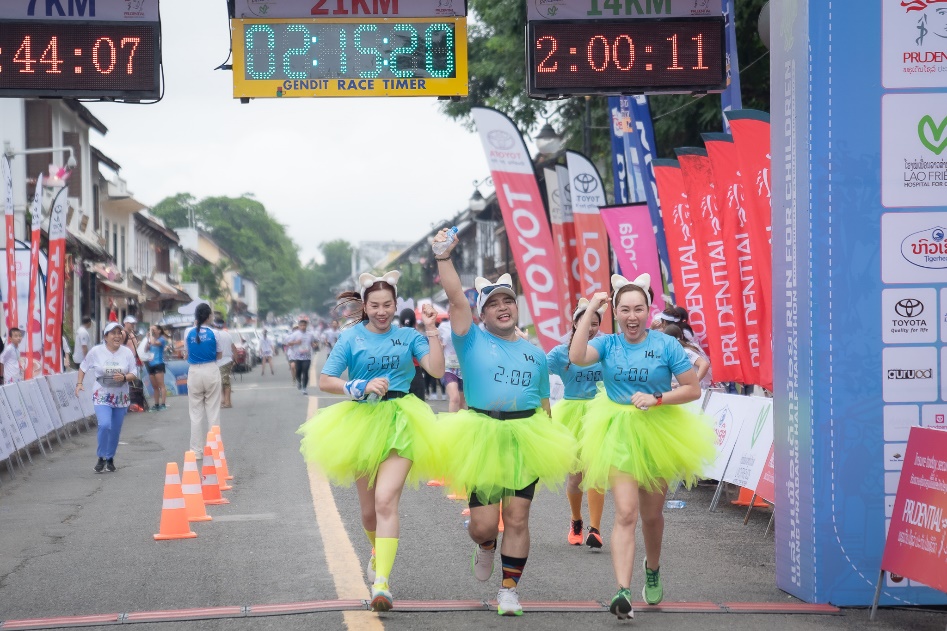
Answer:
[
  {"left": 569, "top": 292, "right": 609, "bottom": 366},
  {"left": 433, "top": 228, "right": 472, "bottom": 336}
]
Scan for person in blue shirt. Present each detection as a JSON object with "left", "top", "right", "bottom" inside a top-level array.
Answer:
[
  {"left": 569, "top": 273, "right": 715, "bottom": 620},
  {"left": 432, "top": 229, "right": 576, "bottom": 618},
  {"left": 185, "top": 303, "right": 223, "bottom": 459},
  {"left": 297, "top": 270, "right": 444, "bottom": 613},
  {"left": 547, "top": 298, "right": 606, "bottom": 550},
  {"left": 146, "top": 325, "right": 169, "bottom": 412}
]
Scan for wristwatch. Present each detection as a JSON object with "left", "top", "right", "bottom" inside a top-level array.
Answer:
[{"left": 653, "top": 391, "right": 663, "bottom": 406}]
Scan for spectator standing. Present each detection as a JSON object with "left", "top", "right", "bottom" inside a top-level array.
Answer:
[
  {"left": 146, "top": 325, "right": 169, "bottom": 411},
  {"left": 185, "top": 304, "right": 223, "bottom": 459},
  {"left": 214, "top": 315, "right": 236, "bottom": 408},
  {"left": 0, "top": 328, "right": 24, "bottom": 384},
  {"left": 73, "top": 316, "right": 93, "bottom": 367}
]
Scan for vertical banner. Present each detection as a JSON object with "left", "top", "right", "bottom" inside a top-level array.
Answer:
[
  {"left": 2, "top": 155, "right": 16, "bottom": 333},
  {"left": 544, "top": 167, "right": 575, "bottom": 326},
  {"left": 565, "top": 151, "right": 613, "bottom": 333},
  {"left": 703, "top": 133, "right": 762, "bottom": 386},
  {"left": 676, "top": 148, "right": 739, "bottom": 380},
  {"left": 472, "top": 107, "right": 567, "bottom": 351},
  {"left": 720, "top": 0, "right": 743, "bottom": 130},
  {"left": 42, "top": 187, "right": 67, "bottom": 375},
  {"left": 555, "top": 164, "right": 582, "bottom": 310},
  {"left": 727, "top": 109, "right": 773, "bottom": 391},
  {"left": 652, "top": 160, "right": 709, "bottom": 350},
  {"left": 609, "top": 97, "right": 631, "bottom": 205},
  {"left": 25, "top": 174, "right": 43, "bottom": 380},
  {"left": 599, "top": 203, "right": 665, "bottom": 316}
]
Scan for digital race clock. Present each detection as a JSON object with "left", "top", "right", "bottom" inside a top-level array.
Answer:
[
  {"left": 0, "top": 20, "right": 161, "bottom": 100},
  {"left": 232, "top": 18, "right": 468, "bottom": 98},
  {"left": 526, "top": 18, "right": 726, "bottom": 99}
]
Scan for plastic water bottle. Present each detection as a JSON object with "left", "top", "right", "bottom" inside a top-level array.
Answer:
[
  {"left": 463, "top": 518, "right": 470, "bottom": 530},
  {"left": 366, "top": 392, "right": 380, "bottom": 404},
  {"left": 432, "top": 226, "right": 459, "bottom": 255},
  {"left": 665, "top": 500, "right": 687, "bottom": 509}
]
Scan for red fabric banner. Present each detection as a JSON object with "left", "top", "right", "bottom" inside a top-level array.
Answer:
[
  {"left": 473, "top": 108, "right": 567, "bottom": 351},
  {"left": 544, "top": 168, "right": 577, "bottom": 326},
  {"left": 2, "top": 155, "right": 17, "bottom": 332},
  {"left": 675, "top": 149, "right": 739, "bottom": 382},
  {"left": 703, "top": 133, "right": 762, "bottom": 386},
  {"left": 555, "top": 164, "right": 583, "bottom": 312},
  {"left": 599, "top": 203, "right": 666, "bottom": 316},
  {"left": 726, "top": 110, "right": 773, "bottom": 391},
  {"left": 652, "top": 160, "right": 710, "bottom": 352},
  {"left": 42, "top": 187, "right": 67, "bottom": 375},
  {"left": 25, "top": 174, "right": 43, "bottom": 379}
]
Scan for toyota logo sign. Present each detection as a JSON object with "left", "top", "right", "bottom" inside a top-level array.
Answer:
[{"left": 894, "top": 298, "right": 924, "bottom": 318}]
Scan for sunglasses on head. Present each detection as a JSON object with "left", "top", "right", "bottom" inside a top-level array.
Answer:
[{"left": 480, "top": 283, "right": 512, "bottom": 297}]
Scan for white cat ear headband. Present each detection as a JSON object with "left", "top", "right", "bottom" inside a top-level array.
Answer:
[
  {"left": 358, "top": 270, "right": 401, "bottom": 300},
  {"left": 573, "top": 297, "right": 608, "bottom": 321},
  {"left": 610, "top": 273, "right": 652, "bottom": 308},
  {"left": 475, "top": 273, "right": 516, "bottom": 315}
]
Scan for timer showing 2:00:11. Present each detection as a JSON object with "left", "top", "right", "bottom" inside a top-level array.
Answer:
[{"left": 0, "top": 21, "right": 160, "bottom": 99}]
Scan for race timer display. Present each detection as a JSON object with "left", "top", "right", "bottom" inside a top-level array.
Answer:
[
  {"left": 527, "top": 18, "right": 726, "bottom": 98},
  {"left": 232, "top": 18, "right": 468, "bottom": 98},
  {"left": 0, "top": 21, "right": 160, "bottom": 99}
]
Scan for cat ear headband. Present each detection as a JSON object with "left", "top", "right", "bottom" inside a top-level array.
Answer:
[
  {"left": 358, "top": 270, "right": 401, "bottom": 301},
  {"left": 610, "top": 273, "right": 651, "bottom": 309},
  {"left": 475, "top": 273, "right": 516, "bottom": 316},
  {"left": 573, "top": 297, "right": 608, "bottom": 321}
]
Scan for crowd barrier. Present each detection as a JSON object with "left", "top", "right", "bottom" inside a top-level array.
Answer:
[{"left": 0, "top": 372, "right": 95, "bottom": 479}]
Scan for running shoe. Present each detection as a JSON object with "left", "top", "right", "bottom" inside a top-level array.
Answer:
[
  {"left": 301, "top": 388, "right": 307, "bottom": 395},
  {"left": 105, "top": 458, "right": 116, "bottom": 473},
  {"left": 586, "top": 526, "right": 603, "bottom": 549},
  {"left": 471, "top": 542, "right": 496, "bottom": 581},
  {"left": 496, "top": 587, "right": 523, "bottom": 616},
  {"left": 642, "top": 558, "right": 664, "bottom": 605},
  {"left": 366, "top": 548, "right": 376, "bottom": 583},
  {"left": 609, "top": 587, "right": 634, "bottom": 620},
  {"left": 370, "top": 582, "right": 392, "bottom": 612},
  {"left": 568, "top": 519, "right": 583, "bottom": 545},
  {"left": 94, "top": 458, "right": 106, "bottom": 473}
]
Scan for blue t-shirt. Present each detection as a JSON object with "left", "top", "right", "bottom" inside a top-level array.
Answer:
[
  {"left": 588, "top": 330, "right": 693, "bottom": 405},
  {"left": 546, "top": 343, "right": 602, "bottom": 400},
  {"left": 186, "top": 326, "right": 218, "bottom": 365},
  {"left": 149, "top": 336, "right": 167, "bottom": 366},
  {"left": 321, "top": 322, "right": 430, "bottom": 395},
  {"left": 453, "top": 325, "right": 550, "bottom": 411}
]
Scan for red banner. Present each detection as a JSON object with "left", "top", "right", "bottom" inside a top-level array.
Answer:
[
  {"left": 703, "top": 133, "right": 762, "bottom": 386},
  {"left": 544, "top": 167, "right": 576, "bottom": 326},
  {"left": 652, "top": 160, "right": 709, "bottom": 351},
  {"left": 599, "top": 203, "right": 665, "bottom": 316},
  {"left": 726, "top": 110, "right": 773, "bottom": 391},
  {"left": 755, "top": 443, "right": 775, "bottom": 504},
  {"left": 566, "top": 151, "right": 613, "bottom": 333},
  {"left": 2, "top": 155, "right": 16, "bottom": 332},
  {"left": 555, "top": 164, "right": 582, "bottom": 311},
  {"left": 42, "top": 187, "right": 67, "bottom": 375},
  {"left": 25, "top": 174, "right": 43, "bottom": 379},
  {"left": 881, "top": 427, "right": 947, "bottom": 593},
  {"left": 676, "top": 148, "right": 740, "bottom": 382},
  {"left": 473, "top": 107, "right": 567, "bottom": 351}
]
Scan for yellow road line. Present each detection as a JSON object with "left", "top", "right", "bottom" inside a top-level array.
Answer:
[{"left": 305, "top": 395, "right": 384, "bottom": 630}]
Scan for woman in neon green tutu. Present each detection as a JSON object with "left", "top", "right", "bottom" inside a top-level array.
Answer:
[
  {"left": 297, "top": 271, "right": 444, "bottom": 613},
  {"left": 546, "top": 298, "right": 607, "bottom": 549},
  {"left": 569, "top": 273, "right": 715, "bottom": 621}
]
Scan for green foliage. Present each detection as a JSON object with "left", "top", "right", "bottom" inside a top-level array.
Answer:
[
  {"left": 299, "top": 240, "right": 354, "bottom": 313},
  {"left": 440, "top": 0, "right": 771, "bottom": 164}
]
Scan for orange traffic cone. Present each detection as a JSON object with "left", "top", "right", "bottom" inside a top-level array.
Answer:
[
  {"left": 731, "top": 487, "right": 769, "bottom": 507},
  {"left": 182, "top": 451, "right": 212, "bottom": 523},
  {"left": 206, "top": 432, "right": 232, "bottom": 491},
  {"left": 201, "top": 445, "right": 230, "bottom": 505},
  {"left": 154, "top": 462, "right": 198, "bottom": 540},
  {"left": 211, "top": 425, "right": 233, "bottom": 481}
]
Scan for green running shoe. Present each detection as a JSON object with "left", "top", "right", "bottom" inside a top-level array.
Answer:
[
  {"left": 609, "top": 587, "right": 634, "bottom": 620},
  {"left": 642, "top": 558, "right": 664, "bottom": 605}
]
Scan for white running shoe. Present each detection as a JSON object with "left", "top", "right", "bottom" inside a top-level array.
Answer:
[
  {"left": 471, "top": 543, "right": 496, "bottom": 581},
  {"left": 370, "top": 581, "right": 392, "bottom": 612},
  {"left": 496, "top": 587, "right": 523, "bottom": 616},
  {"left": 366, "top": 549, "right": 376, "bottom": 583}
]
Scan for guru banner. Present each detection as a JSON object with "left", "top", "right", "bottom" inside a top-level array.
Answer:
[
  {"left": 599, "top": 203, "right": 665, "bottom": 316},
  {"left": 2, "top": 155, "right": 16, "bottom": 333},
  {"left": 544, "top": 167, "right": 576, "bottom": 326},
  {"left": 566, "top": 151, "right": 613, "bottom": 333},
  {"left": 42, "top": 187, "right": 67, "bottom": 375},
  {"left": 555, "top": 164, "right": 582, "bottom": 310},
  {"left": 472, "top": 107, "right": 567, "bottom": 351},
  {"left": 25, "top": 174, "right": 42, "bottom": 380}
]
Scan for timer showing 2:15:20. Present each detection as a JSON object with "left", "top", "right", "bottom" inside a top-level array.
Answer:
[{"left": 0, "top": 21, "right": 160, "bottom": 99}]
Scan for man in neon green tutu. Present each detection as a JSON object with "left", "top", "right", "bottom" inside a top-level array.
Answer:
[{"left": 433, "top": 228, "right": 577, "bottom": 617}]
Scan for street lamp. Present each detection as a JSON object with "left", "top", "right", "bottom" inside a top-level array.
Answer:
[
  {"left": 3, "top": 142, "right": 77, "bottom": 170},
  {"left": 468, "top": 188, "right": 486, "bottom": 213},
  {"left": 534, "top": 122, "right": 564, "bottom": 156}
]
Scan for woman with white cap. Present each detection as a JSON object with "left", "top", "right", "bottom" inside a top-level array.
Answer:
[
  {"left": 297, "top": 271, "right": 444, "bottom": 613},
  {"left": 569, "top": 273, "right": 715, "bottom": 620},
  {"left": 75, "top": 322, "right": 137, "bottom": 473}
]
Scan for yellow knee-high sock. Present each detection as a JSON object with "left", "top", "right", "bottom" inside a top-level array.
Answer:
[
  {"left": 364, "top": 529, "right": 376, "bottom": 547},
  {"left": 588, "top": 489, "right": 605, "bottom": 530},
  {"left": 567, "top": 491, "right": 583, "bottom": 521},
  {"left": 374, "top": 537, "right": 399, "bottom": 586}
]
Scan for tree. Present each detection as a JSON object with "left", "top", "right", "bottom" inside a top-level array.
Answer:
[
  {"left": 299, "top": 240, "right": 354, "bottom": 313},
  {"left": 440, "top": 0, "right": 771, "bottom": 166}
]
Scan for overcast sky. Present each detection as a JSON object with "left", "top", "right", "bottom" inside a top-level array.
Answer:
[{"left": 87, "top": 1, "right": 498, "bottom": 265}]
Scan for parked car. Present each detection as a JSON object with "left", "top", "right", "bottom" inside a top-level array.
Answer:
[{"left": 235, "top": 327, "right": 263, "bottom": 365}]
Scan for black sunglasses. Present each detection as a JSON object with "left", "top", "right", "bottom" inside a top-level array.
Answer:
[{"left": 480, "top": 283, "right": 513, "bottom": 297}]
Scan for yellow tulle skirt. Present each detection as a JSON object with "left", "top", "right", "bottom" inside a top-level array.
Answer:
[
  {"left": 437, "top": 408, "right": 579, "bottom": 505},
  {"left": 297, "top": 394, "right": 441, "bottom": 487},
  {"left": 578, "top": 395, "right": 716, "bottom": 492},
  {"left": 551, "top": 398, "right": 594, "bottom": 442}
]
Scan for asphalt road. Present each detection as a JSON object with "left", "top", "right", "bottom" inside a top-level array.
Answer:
[{"left": 0, "top": 354, "right": 944, "bottom": 631}]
